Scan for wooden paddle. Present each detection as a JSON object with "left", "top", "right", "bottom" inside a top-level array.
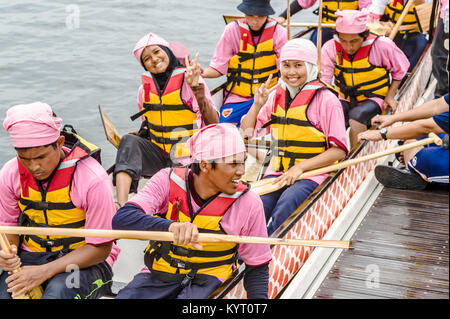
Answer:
[
  {"left": 317, "top": 0, "right": 324, "bottom": 76},
  {"left": 389, "top": 0, "right": 416, "bottom": 40},
  {"left": 98, "top": 105, "right": 121, "bottom": 149},
  {"left": 251, "top": 133, "right": 442, "bottom": 195},
  {"left": 0, "top": 233, "right": 43, "bottom": 299},
  {"left": 287, "top": 0, "right": 291, "bottom": 39},
  {"left": 0, "top": 226, "right": 351, "bottom": 249}
]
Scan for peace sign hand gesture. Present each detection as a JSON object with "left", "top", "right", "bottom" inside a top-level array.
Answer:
[
  {"left": 185, "top": 52, "right": 201, "bottom": 88},
  {"left": 254, "top": 74, "right": 280, "bottom": 109}
]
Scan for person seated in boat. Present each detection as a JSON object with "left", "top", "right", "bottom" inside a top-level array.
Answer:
[
  {"left": 358, "top": 93, "right": 449, "bottom": 190},
  {"left": 112, "top": 123, "right": 271, "bottom": 299},
  {"left": 431, "top": 0, "right": 449, "bottom": 99},
  {"left": 321, "top": 9, "right": 410, "bottom": 149},
  {"left": 367, "top": 0, "right": 429, "bottom": 73},
  {"left": 276, "top": 0, "right": 372, "bottom": 45},
  {"left": 113, "top": 32, "right": 219, "bottom": 209},
  {"left": 201, "top": 0, "right": 287, "bottom": 127},
  {"left": 240, "top": 38, "right": 349, "bottom": 236},
  {"left": 0, "top": 102, "right": 120, "bottom": 299}
]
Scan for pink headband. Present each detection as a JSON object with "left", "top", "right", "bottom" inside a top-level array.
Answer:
[
  {"left": 186, "top": 123, "right": 246, "bottom": 162},
  {"left": 3, "top": 102, "right": 62, "bottom": 148},
  {"left": 280, "top": 39, "right": 318, "bottom": 65},
  {"left": 133, "top": 32, "right": 170, "bottom": 67},
  {"left": 335, "top": 9, "right": 369, "bottom": 34}
]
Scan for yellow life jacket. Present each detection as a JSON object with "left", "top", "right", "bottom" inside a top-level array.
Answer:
[
  {"left": 333, "top": 33, "right": 391, "bottom": 103},
  {"left": 226, "top": 18, "right": 279, "bottom": 98},
  {"left": 144, "top": 167, "right": 249, "bottom": 282},
  {"left": 320, "top": 0, "right": 359, "bottom": 23},
  {"left": 17, "top": 133, "right": 99, "bottom": 253},
  {"left": 384, "top": 0, "right": 420, "bottom": 34},
  {"left": 131, "top": 67, "right": 197, "bottom": 159},
  {"left": 265, "top": 80, "right": 331, "bottom": 172}
]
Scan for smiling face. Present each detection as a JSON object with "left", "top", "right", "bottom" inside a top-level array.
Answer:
[
  {"left": 16, "top": 136, "right": 65, "bottom": 181},
  {"left": 245, "top": 14, "right": 267, "bottom": 32},
  {"left": 141, "top": 44, "right": 170, "bottom": 74},
  {"left": 280, "top": 60, "right": 308, "bottom": 88},
  {"left": 201, "top": 152, "right": 247, "bottom": 196},
  {"left": 337, "top": 32, "right": 364, "bottom": 56}
]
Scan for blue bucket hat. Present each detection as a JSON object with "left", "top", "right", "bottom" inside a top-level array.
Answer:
[{"left": 237, "top": 0, "right": 275, "bottom": 16}]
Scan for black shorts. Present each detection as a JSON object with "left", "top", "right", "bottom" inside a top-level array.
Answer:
[
  {"left": 113, "top": 134, "right": 172, "bottom": 193},
  {"left": 341, "top": 99, "right": 382, "bottom": 128}
]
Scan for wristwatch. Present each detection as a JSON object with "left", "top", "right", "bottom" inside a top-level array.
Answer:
[{"left": 379, "top": 128, "right": 388, "bottom": 140}]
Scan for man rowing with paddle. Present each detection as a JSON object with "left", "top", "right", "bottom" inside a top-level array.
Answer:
[
  {"left": 201, "top": 0, "right": 287, "bottom": 127},
  {"left": 0, "top": 102, "right": 119, "bottom": 299},
  {"left": 320, "top": 9, "right": 410, "bottom": 149},
  {"left": 112, "top": 123, "right": 271, "bottom": 299},
  {"left": 276, "top": 0, "right": 371, "bottom": 45},
  {"left": 367, "top": 0, "right": 429, "bottom": 72},
  {"left": 113, "top": 32, "right": 219, "bottom": 209}
]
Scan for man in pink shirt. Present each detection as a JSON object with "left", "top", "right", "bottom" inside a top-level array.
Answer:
[
  {"left": 321, "top": 9, "right": 409, "bottom": 148},
  {"left": 202, "top": 0, "right": 287, "bottom": 127},
  {"left": 276, "top": 0, "right": 372, "bottom": 45},
  {"left": 0, "top": 102, "right": 119, "bottom": 299},
  {"left": 112, "top": 123, "right": 272, "bottom": 299}
]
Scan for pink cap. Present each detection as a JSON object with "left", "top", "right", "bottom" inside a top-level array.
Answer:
[
  {"left": 335, "top": 9, "right": 369, "bottom": 34},
  {"left": 133, "top": 32, "right": 170, "bottom": 67},
  {"left": 280, "top": 38, "right": 318, "bottom": 65},
  {"left": 3, "top": 102, "right": 62, "bottom": 148},
  {"left": 186, "top": 123, "right": 246, "bottom": 162}
]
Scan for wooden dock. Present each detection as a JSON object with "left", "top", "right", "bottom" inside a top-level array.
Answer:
[{"left": 313, "top": 184, "right": 449, "bottom": 299}]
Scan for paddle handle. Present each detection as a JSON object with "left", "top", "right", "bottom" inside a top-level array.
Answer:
[
  {"left": 252, "top": 133, "right": 442, "bottom": 195},
  {"left": 287, "top": 0, "right": 291, "bottom": 39},
  {"left": 389, "top": 0, "right": 415, "bottom": 40},
  {"left": 0, "top": 226, "right": 350, "bottom": 249},
  {"left": 0, "top": 233, "right": 44, "bottom": 299},
  {"left": 317, "top": 0, "right": 323, "bottom": 73}
]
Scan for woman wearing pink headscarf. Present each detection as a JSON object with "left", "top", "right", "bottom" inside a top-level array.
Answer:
[
  {"left": 113, "top": 32, "right": 219, "bottom": 208},
  {"left": 241, "top": 38, "right": 349, "bottom": 236}
]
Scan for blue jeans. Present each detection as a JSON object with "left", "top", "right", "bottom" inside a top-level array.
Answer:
[
  {"left": 261, "top": 177, "right": 319, "bottom": 235},
  {"left": 0, "top": 250, "right": 113, "bottom": 299},
  {"left": 395, "top": 33, "right": 428, "bottom": 72}
]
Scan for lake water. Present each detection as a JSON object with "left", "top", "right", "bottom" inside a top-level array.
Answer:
[{"left": 0, "top": 0, "right": 317, "bottom": 169}]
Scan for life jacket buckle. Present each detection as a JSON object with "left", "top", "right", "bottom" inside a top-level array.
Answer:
[
  {"left": 43, "top": 239, "right": 55, "bottom": 247},
  {"left": 36, "top": 201, "right": 49, "bottom": 210},
  {"left": 181, "top": 271, "right": 196, "bottom": 288}
]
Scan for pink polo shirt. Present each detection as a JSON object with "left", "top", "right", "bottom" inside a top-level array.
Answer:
[
  {"left": 251, "top": 85, "right": 349, "bottom": 185},
  {"left": 137, "top": 75, "right": 218, "bottom": 128},
  {"left": 208, "top": 20, "right": 288, "bottom": 104},
  {"left": 0, "top": 147, "right": 120, "bottom": 267},
  {"left": 295, "top": 0, "right": 372, "bottom": 10},
  {"left": 128, "top": 167, "right": 272, "bottom": 278},
  {"left": 321, "top": 35, "right": 410, "bottom": 110}
]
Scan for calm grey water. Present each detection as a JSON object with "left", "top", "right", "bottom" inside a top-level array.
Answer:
[{"left": 0, "top": 0, "right": 316, "bottom": 169}]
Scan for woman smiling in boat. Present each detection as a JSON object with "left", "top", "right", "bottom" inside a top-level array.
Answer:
[
  {"left": 240, "top": 38, "right": 349, "bottom": 236},
  {"left": 113, "top": 32, "right": 219, "bottom": 209}
]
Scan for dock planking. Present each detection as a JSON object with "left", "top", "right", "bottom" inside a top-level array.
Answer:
[{"left": 313, "top": 184, "right": 449, "bottom": 299}]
